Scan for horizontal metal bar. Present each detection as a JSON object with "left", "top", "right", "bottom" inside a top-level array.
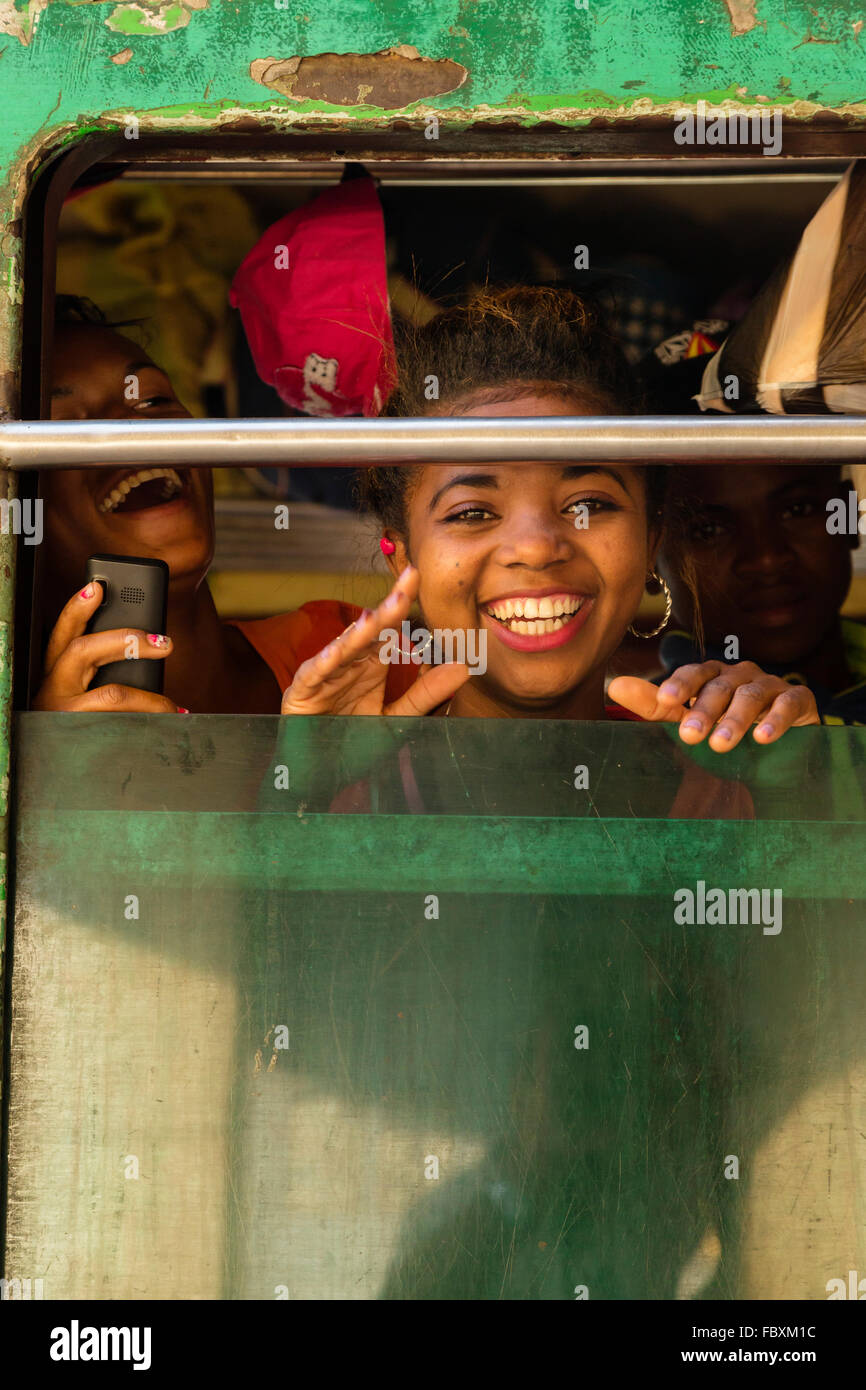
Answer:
[
  {"left": 1, "top": 416, "right": 865, "bottom": 469},
  {"left": 117, "top": 165, "right": 844, "bottom": 188}
]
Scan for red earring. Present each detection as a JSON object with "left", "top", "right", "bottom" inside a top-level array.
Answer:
[{"left": 379, "top": 536, "right": 397, "bottom": 556}]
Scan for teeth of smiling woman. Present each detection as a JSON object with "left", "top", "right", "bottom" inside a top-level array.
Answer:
[
  {"left": 98, "top": 467, "right": 183, "bottom": 515},
  {"left": 484, "top": 594, "right": 585, "bottom": 635}
]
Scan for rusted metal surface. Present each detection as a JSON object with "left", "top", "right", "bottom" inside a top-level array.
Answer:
[{"left": 250, "top": 47, "right": 468, "bottom": 107}]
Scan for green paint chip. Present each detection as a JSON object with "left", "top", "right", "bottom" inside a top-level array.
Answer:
[{"left": 105, "top": 2, "right": 199, "bottom": 37}]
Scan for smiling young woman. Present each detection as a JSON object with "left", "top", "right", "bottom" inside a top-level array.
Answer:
[{"left": 281, "top": 287, "right": 820, "bottom": 751}]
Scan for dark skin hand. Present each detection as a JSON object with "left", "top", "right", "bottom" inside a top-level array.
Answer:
[
  {"left": 658, "top": 463, "right": 857, "bottom": 692},
  {"left": 37, "top": 322, "right": 281, "bottom": 713}
]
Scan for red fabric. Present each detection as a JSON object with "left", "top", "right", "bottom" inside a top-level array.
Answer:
[
  {"left": 229, "top": 176, "right": 396, "bottom": 417},
  {"left": 605, "top": 703, "right": 645, "bottom": 721}
]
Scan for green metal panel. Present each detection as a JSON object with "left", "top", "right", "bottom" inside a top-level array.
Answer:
[{"left": 4, "top": 715, "right": 866, "bottom": 1299}]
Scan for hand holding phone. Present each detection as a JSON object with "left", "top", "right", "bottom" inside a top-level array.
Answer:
[{"left": 33, "top": 554, "right": 182, "bottom": 713}]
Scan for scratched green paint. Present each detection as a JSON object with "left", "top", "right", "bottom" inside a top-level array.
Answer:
[{"left": 0, "top": 0, "right": 864, "bottom": 169}]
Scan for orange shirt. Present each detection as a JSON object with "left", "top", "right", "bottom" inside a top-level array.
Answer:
[{"left": 226, "top": 600, "right": 419, "bottom": 703}]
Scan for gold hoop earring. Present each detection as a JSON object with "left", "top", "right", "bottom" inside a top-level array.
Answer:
[{"left": 628, "top": 571, "right": 672, "bottom": 639}]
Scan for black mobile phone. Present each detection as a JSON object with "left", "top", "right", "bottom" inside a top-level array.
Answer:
[{"left": 85, "top": 554, "right": 169, "bottom": 694}]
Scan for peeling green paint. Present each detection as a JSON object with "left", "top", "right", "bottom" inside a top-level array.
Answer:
[{"left": 106, "top": 0, "right": 208, "bottom": 37}]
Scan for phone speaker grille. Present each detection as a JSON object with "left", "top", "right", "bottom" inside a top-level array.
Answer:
[{"left": 121, "top": 585, "right": 146, "bottom": 605}]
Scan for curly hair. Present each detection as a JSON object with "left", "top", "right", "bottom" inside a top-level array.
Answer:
[
  {"left": 54, "top": 293, "right": 145, "bottom": 334},
  {"left": 357, "top": 285, "right": 667, "bottom": 536}
]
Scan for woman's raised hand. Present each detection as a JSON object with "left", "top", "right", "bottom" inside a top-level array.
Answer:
[
  {"left": 281, "top": 564, "right": 471, "bottom": 717},
  {"left": 608, "top": 660, "right": 820, "bottom": 751},
  {"left": 33, "top": 582, "right": 183, "bottom": 713}
]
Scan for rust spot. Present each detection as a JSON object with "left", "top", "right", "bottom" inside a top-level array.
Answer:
[
  {"left": 111, "top": 48, "right": 134, "bottom": 65},
  {"left": 722, "top": 0, "right": 760, "bottom": 38},
  {"left": 0, "top": 0, "right": 49, "bottom": 46},
  {"left": 250, "top": 46, "right": 468, "bottom": 109},
  {"left": 792, "top": 32, "right": 842, "bottom": 48}
]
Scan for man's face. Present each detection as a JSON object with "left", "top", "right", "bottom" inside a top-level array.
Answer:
[{"left": 658, "top": 464, "right": 854, "bottom": 667}]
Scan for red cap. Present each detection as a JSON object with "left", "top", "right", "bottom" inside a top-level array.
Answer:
[{"left": 230, "top": 176, "right": 396, "bottom": 417}]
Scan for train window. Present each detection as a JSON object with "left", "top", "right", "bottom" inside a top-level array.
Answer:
[{"left": 5, "top": 148, "right": 866, "bottom": 1306}]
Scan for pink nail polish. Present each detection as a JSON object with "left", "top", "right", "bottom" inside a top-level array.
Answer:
[
  {"left": 79, "top": 584, "right": 94, "bottom": 600},
  {"left": 147, "top": 633, "right": 169, "bottom": 648},
  {"left": 177, "top": 707, "right": 189, "bottom": 714}
]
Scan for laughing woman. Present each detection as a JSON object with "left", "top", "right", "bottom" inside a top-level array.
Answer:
[
  {"left": 34, "top": 296, "right": 396, "bottom": 714},
  {"left": 281, "top": 287, "right": 819, "bottom": 749}
]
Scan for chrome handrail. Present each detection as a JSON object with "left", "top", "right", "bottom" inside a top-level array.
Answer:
[{"left": 0, "top": 415, "right": 864, "bottom": 468}]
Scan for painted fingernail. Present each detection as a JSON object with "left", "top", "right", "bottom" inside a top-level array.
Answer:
[
  {"left": 147, "top": 633, "right": 169, "bottom": 648},
  {"left": 359, "top": 608, "right": 373, "bottom": 620},
  {"left": 384, "top": 590, "right": 404, "bottom": 609},
  {"left": 712, "top": 726, "right": 733, "bottom": 741},
  {"left": 757, "top": 722, "right": 775, "bottom": 738},
  {"left": 659, "top": 681, "right": 680, "bottom": 700},
  {"left": 398, "top": 564, "right": 414, "bottom": 582},
  {"left": 176, "top": 707, "right": 189, "bottom": 714},
  {"left": 79, "top": 584, "right": 94, "bottom": 600},
  {"left": 682, "top": 717, "right": 703, "bottom": 731}
]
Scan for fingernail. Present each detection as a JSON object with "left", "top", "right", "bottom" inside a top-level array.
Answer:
[
  {"left": 176, "top": 707, "right": 189, "bottom": 714},
  {"left": 659, "top": 681, "right": 680, "bottom": 700},
  {"left": 712, "top": 726, "right": 733, "bottom": 741},
  {"left": 147, "top": 633, "right": 169, "bottom": 648},
  {"left": 384, "top": 590, "right": 404, "bottom": 609},
  {"left": 757, "top": 722, "right": 775, "bottom": 738},
  {"left": 79, "top": 584, "right": 94, "bottom": 600},
  {"left": 359, "top": 608, "right": 373, "bottom": 620},
  {"left": 682, "top": 717, "right": 703, "bottom": 731},
  {"left": 398, "top": 564, "right": 414, "bottom": 582}
]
